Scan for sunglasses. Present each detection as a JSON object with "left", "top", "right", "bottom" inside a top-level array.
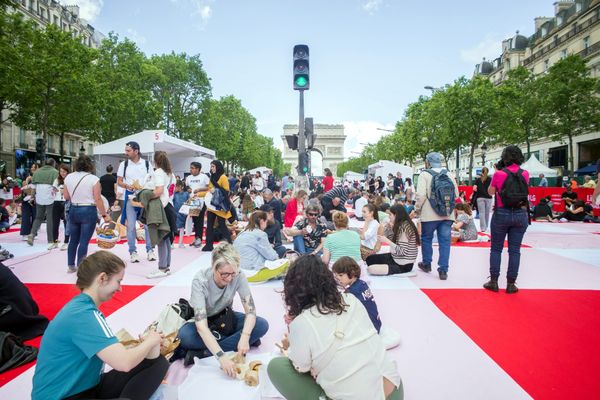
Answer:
[{"left": 308, "top": 213, "right": 319, "bottom": 217}]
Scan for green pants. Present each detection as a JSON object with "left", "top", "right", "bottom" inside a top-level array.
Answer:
[{"left": 267, "top": 357, "right": 403, "bottom": 400}]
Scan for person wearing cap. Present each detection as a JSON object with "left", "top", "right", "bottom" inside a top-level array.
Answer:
[
  {"left": 414, "top": 152, "right": 459, "bottom": 281},
  {"left": 116, "top": 141, "right": 155, "bottom": 264}
]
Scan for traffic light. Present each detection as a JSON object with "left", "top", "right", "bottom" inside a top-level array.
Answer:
[
  {"left": 285, "top": 134, "right": 298, "bottom": 150},
  {"left": 305, "top": 117, "right": 315, "bottom": 149},
  {"left": 298, "top": 151, "right": 309, "bottom": 175},
  {"left": 293, "top": 45, "right": 309, "bottom": 90}
]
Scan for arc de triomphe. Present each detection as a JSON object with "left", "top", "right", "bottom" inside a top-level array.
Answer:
[{"left": 281, "top": 124, "right": 346, "bottom": 177}]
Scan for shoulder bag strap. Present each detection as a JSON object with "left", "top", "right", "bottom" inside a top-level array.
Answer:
[
  {"left": 70, "top": 173, "right": 92, "bottom": 200},
  {"left": 312, "top": 298, "right": 350, "bottom": 373}
]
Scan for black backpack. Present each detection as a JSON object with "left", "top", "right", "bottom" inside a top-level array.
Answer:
[
  {"left": 499, "top": 168, "right": 529, "bottom": 208},
  {"left": 0, "top": 331, "right": 38, "bottom": 373}
]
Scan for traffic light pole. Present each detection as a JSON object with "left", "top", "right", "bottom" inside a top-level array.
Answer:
[{"left": 296, "top": 89, "right": 309, "bottom": 190}]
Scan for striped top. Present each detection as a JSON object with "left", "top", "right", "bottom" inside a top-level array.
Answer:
[{"left": 384, "top": 222, "right": 418, "bottom": 265}]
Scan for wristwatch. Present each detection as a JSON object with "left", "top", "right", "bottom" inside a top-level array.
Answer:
[{"left": 215, "top": 350, "right": 224, "bottom": 360}]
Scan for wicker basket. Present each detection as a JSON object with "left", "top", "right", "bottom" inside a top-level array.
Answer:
[
  {"left": 97, "top": 235, "right": 120, "bottom": 249},
  {"left": 188, "top": 207, "right": 201, "bottom": 217}
]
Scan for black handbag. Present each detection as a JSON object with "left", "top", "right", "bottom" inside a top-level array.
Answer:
[{"left": 207, "top": 307, "right": 236, "bottom": 339}]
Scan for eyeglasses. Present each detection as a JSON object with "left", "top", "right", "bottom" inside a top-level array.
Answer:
[
  {"left": 218, "top": 271, "right": 238, "bottom": 279},
  {"left": 308, "top": 213, "right": 319, "bottom": 217}
]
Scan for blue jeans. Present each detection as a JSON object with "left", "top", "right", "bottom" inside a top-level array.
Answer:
[
  {"left": 489, "top": 208, "right": 528, "bottom": 281},
  {"left": 178, "top": 312, "right": 269, "bottom": 352},
  {"left": 67, "top": 205, "right": 97, "bottom": 267},
  {"left": 421, "top": 220, "right": 453, "bottom": 272},
  {"left": 125, "top": 197, "right": 152, "bottom": 254},
  {"left": 293, "top": 235, "right": 321, "bottom": 255}
]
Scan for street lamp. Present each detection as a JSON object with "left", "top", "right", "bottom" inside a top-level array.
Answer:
[
  {"left": 481, "top": 143, "right": 488, "bottom": 166},
  {"left": 376, "top": 128, "right": 394, "bottom": 133}
]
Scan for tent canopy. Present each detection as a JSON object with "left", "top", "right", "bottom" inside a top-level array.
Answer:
[
  {"left": 521, "top": 154, "right": 557, "bottom": 177},
  {"left": 93, "top": 130, "right": 215, "bottom": 177}
]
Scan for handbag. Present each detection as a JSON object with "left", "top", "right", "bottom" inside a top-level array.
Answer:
[{"left": 207, "top": 306, "right": 237, "bottom": 339}]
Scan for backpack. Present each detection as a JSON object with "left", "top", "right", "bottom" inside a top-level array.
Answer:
[
  {"left": 425, "top": 169, "right": 456, "bottom": 217},
  {"left": 499, "top": 168, "right": 529, "bottom": 208},
  {"left": 123, "top": 159, "right": 150, "bottom": 180}
]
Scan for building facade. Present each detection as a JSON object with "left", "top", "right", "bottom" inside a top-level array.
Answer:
[
  {"left": 464, "top": 0, "right": 600, "bottom": 179},
  {"left": 0, "top": 1, "right": 104, "bottom": 179},
  {"left": 281, "top": 124, "right": 346, "bottom": 177}
]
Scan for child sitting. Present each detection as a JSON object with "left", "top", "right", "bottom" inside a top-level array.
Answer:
[
  {"left": 452, "top": 203, "right": 478, "bottom": 241},
  {"left": 332, "top": 256, "right": 381, "bottom": 333},
  {"left": 0, "top": 199, "right": 10, "bottom": 232}
]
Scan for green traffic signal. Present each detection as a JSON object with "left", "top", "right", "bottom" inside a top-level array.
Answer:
[{"left": 295, "top": 76, "right": 308, "bottom": 87}]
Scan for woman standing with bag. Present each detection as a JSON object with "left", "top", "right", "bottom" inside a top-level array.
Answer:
[
  {"left": 473, "top": 167, "right": 492, "bottom": 232},
  {"left": 32, "top": 251, "right": 168, "bottom": 400},
  {"left": 64, "top": 156, "right": 111, "bottom": 273},
  {"left": 202, "top": 160, "right": 232, "bottom": 252},
  {"left": 147, "top": 151, "right": 177, "bottom": 279}
]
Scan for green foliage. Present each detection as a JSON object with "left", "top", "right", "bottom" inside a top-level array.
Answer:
[{"left": 537, "top": 55, "right": 600, "bottom": 174}]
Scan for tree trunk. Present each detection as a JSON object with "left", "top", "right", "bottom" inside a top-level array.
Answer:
[
  {"left": 468, "top": 144, "right": 476, "bottom": 186},
  {"left": 568, "top": 134, "right": 574, "bottom": 176},
  {"left": 60, "top": 132, "right": 65, "bottom": 162},
  {"left": 525, "top": 127, "right": 531, "bottom": 159}
]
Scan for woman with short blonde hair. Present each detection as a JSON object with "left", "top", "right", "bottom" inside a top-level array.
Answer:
[
  {"left": 178, "top": 243, "right": 269, "bottom": 371},
  {"left": 321, "top": 211, "right": 361, "bottom": 265}
]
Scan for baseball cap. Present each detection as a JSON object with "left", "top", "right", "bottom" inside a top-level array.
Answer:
[{"left": 125, "top": 141, "right": 140, "bottom": 151}]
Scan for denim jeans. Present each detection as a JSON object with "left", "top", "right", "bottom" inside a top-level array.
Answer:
[
  {"left": 178, "top": 312, "right": 269, "bottom": 352},
  {"left": 489, "top": 208, "right": 528, "bottom": 281},
  {"left": 292, "top": 235, "right": 321, "bottom": 255},
  {"left": 125, "top": 198, "right": 151, "bottom": 254},
  {"left": 421, "top": 220, "right": 453, "bottom": 272},
  {"left": 67, "top": 205, "right": 97, "bottom": 267}
]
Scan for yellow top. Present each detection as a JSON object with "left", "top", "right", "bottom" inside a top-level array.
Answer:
[{"left": 207, "top": 175, "right": 232, "bottom": 219}]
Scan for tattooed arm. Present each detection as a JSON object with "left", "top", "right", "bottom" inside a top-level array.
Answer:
[{"left": 237, "top": 293, "right": 257, "bottom": 356}]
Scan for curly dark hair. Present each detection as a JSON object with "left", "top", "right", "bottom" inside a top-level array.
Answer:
[
  {"left": 74, "top": 155, "right": 95, "bottom": 173},
  {"left": 283, "top": 255, "right": 347, "bottom": 318},
  {"left": 501, "top": 145, "right": 525, "bottom": 166}
]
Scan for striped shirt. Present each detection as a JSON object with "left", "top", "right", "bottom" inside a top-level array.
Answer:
[
  {"left": 323, "top": 186, "right": 348, "bottom": 204},
  {"left": 384, "top": 222, "right": 418, "bottom": 264}
]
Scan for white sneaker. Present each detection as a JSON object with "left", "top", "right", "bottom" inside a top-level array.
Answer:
[
  {"left": 147, "top": 250, "right": 156, "bottom": 261},
  {"left": 21, "top": 235, "right": 28, "bottom": 241},
  {"left": 60, "top": 243, "right": 69, "bottom": 251},
  {"left": 178, "top": 243, "right": 185, "bottom": 249},
  {"left": 146, "top": 269, "right": 170, "bottom": 279},
  {"left": 396, "top": 270, "right": 417, "bottom": 277},
  {"left": 130, "top": 252, "right": 140, "bottom": 263},
  {"left": 47, "top": 242, "right": 58, "bottom": 250},
  {"left": 67, "top": 265, "right": 77, "bottom": 274}
]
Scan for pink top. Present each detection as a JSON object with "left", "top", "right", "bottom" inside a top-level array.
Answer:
[{"left": 491, "top": 164, "right": 530, "bottom": 208}]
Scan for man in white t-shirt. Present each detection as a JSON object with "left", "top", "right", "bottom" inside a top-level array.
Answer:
[
  {"left": 354, "top": 191, "right": 369, "bottom": 221},
  {"left": 185, "top": 162, "right": 210, "bottom": 247},
  {"left": 116, "top": 141, "right": 155, "bottom": 263}
]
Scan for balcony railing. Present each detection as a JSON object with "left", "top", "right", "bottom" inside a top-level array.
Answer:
[
  {"left": 19, "top": 142, "right": 29, "bottom": 149},
  {"left": 577, "top": 40, "right": 600, "bottom": 58}
]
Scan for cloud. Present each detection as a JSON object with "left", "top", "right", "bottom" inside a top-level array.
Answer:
[
  {"left": 342, "top": 121, "right": 395, "bottom": 159},
  {"left": 126, "top": 28, "right": 146, "bottom": 45},
  {"left": 197, "top": 4, "right": 212, "bottom": 21},
  {"left": 362, "top": 0, "right": 383, "bottom": 14},
  {"left": 65, "top": 0, "right": 104, "bottom": 22},
  {"left": 459, "top": 34, "right": 504, "bottom": 64}
]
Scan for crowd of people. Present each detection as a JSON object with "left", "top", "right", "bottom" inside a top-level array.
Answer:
[{"left": 3, "top": 141, "right": 600, "bottom": 400}]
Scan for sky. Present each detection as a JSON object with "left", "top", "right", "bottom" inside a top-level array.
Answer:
[{"left": 69, "top": 0, "right": 556, "bottom": 159}]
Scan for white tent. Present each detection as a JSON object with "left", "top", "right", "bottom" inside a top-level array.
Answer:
[
  {"left": 343, "top": 171, "right": 364, "bottom": 182},
  {"left": 521, "top": 154, "right": 557, "bottom": 177},
  {"left": 93, "top": 130, "right": 215, "bottom": 177},
  {"left": 248, "top": 166, "right": 272, "bottom": 176}
]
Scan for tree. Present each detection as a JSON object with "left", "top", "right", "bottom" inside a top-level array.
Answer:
[
  {"left": 151, "top": 53, "right": 211, "bottom": 141},
  {"left": 90, "top": 33, "right": 161, "bottom": 143},
  {"left": 538, "top": 55, "right": 600, "bottom": 174},
  {"left": 444, "top": 76, "right": 501, "bottom": 184},
  {"left": 9, "top": 24, "right": 96, "bottom": 156},
  {"left": 497, "top": 66, "right": 544, "bottom": 157}
]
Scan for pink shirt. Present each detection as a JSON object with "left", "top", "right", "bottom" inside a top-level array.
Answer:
[{"left": 491, "top": 164, "right": 529, "bottom": 208}]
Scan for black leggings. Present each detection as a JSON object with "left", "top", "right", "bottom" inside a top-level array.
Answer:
[
  {"left": 204, "top": 211, "right": 232, "bottom": 248},
  {"left": 365, "top": 253, "right": 414, "bottom": 275},
  {"left": 52, "top": 201, "right": 68, "bottom": 243},
  {"left": 191, "top": 205, "right": 207, "bottom": 239},
  {"left": 65, "top": 356, "right": 169, "bottom": 400}
]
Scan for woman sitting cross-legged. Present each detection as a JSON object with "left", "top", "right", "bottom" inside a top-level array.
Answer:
[
  {"left": 321, "top": 211, "right": 361, "bottom": 265},
  {"left": 178, "top": 243, "right": 269, "bottom": 370},
  {"left": 233, "top": 210, "right": 279, "bottom": 271},
  {"left": 268, "top": 255, "right": 403, "bottom": 400},
  {"left": 452, "top": 203, "right": 478, "bottom": 242},
  {"left": 358, "top": 203, "right": 381, "bottom": 260},
  {"left": 366, "top": 204, "right": 419, "bottom": 277},
  {"left": 31, "top": 251, "right": 168, "bottom": 400}
]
